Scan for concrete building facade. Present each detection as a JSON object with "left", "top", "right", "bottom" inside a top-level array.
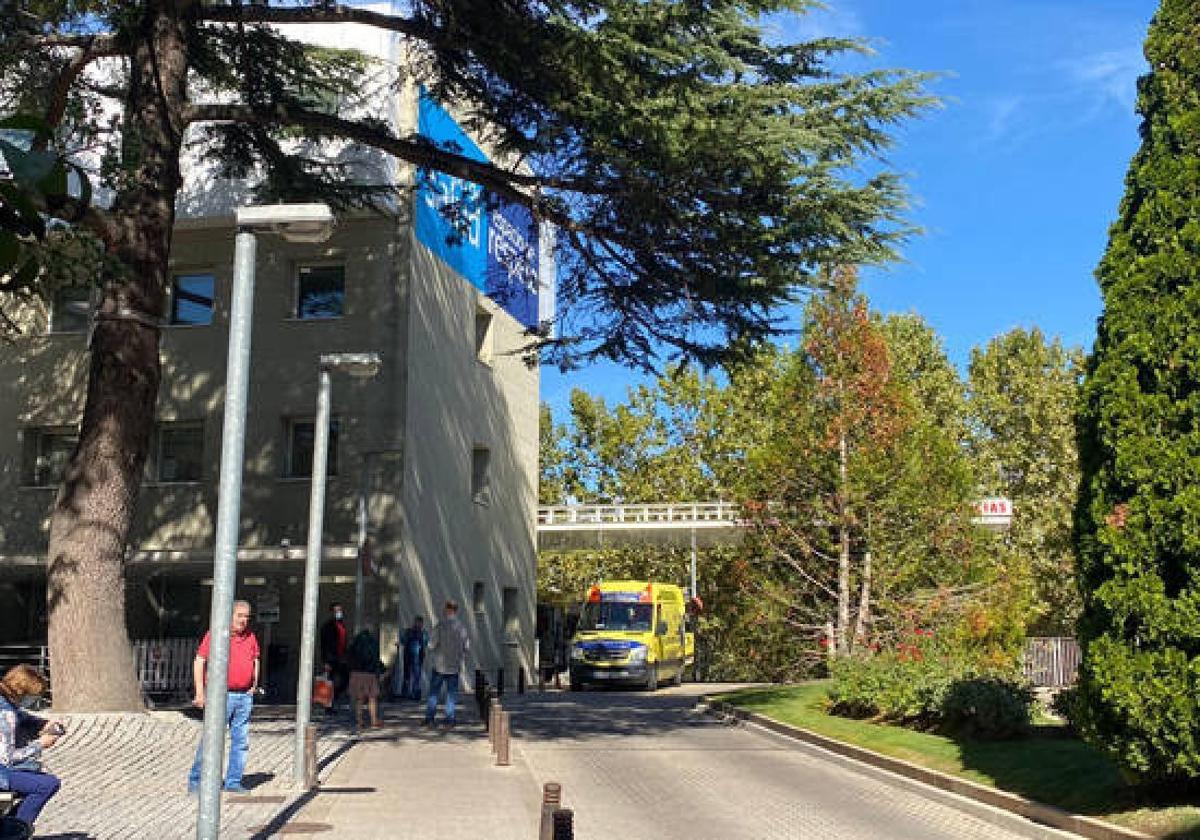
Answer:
[{"left": 0, "top": 17, "right": 543, "bottom": 700}]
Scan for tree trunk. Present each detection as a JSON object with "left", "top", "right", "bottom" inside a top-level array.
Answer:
[
  {"left": 46, "top": 2, "right": 189, "bottom": 711},
  {"left": 853, "top": 550, "right": 871, "bottom": 648},
  {"left": 836, "top": 428, "right": 851, "bottom": 657}
]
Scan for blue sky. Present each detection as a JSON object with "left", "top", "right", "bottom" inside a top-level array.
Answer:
[{"left": 541, "top": 0, "right": 1156, "bottom": 419}]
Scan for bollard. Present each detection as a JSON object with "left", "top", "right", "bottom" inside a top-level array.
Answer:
[
  {"left": 497, "top": 667, "right": 505, "bottom": 697},
  {"left": 551, "top": 808, "right": 574, "bottom": 840},
  {"left": 518, "top": 666, "right": 526, "bottom": 694},
  {"left": 475, "top": 669, "right": 486, "bottom": 720},
  {"left": 538, "top": 782, "right": 562, "bottom": 840},
  {"left": 303, "top": 724, "right": 318, "bottom": 790},
  {"left": 489, "top": 700, "right": 501, "bottom": 752},
  {"left": 496, "top": 710, "right": 511, "bottom": 766}
]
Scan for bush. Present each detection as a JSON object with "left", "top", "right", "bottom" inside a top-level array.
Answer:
[
  {"left": 940, "top": 677, "right": 1033, "bottom": 740},
  {"left": 828, "top": 651, "right": 1033, "bottom": 740}
]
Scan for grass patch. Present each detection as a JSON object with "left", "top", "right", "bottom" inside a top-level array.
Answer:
[{"left": 715, "top": 682, "right": 1200, "bottom": 839}]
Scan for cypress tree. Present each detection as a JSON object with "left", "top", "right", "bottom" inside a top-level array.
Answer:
[{"left": 1075, "top": 0, "right": 1200, "bottom": 781}]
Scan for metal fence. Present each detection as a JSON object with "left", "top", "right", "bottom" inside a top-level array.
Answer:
[
  {"left": 133, "top": 637, "right": 197, "bottom": 701},
  {"left": 1023, "top": 636, "right": 1080, "bottom": 688}
]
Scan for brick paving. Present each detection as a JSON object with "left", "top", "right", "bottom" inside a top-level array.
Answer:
[{"left": 30, "top": 707, "right": 360, "bottom": 839}]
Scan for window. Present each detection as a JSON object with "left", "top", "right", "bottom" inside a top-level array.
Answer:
[
  {"left": 472, "top": 581, "right": 486, "bottom": 616},
  {"left": 474, "top": 306, "right": 494, "bottom": 363},
  {"left": 169, "top": 273, "right": 215, "bottom": 326},
  {"left": 49, "top": 287, "right": 91, "bottom": 333},
  {"left": 471, "top": 446, "right": 490, "bottom": 504},
  {"left": 502, "top": 587, "right": 519, "bottom": 638},
  {"left": 286, "top": 418, "right": 339, "bottom": 478},
  {"left": 296, "top": 265, "right": 345, "bottom": 320},
  {"left": 155, "top": 422, "right": 204, "bottom": 482},
  {"left": 23, "top": 428, "right": 77, "bottom": 486}
]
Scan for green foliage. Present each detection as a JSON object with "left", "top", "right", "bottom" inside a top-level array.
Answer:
[
  {"left": 828, "top": 645, "right": 1033, "bottom": 740},
  {"left": 968, "top": 328, "right": 1083, "bottom": 634},
  {"left": 1074, "top": 0, "right": 1200, "bottom": 782}
]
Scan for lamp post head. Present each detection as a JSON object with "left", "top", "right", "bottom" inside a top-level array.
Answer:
[
  {"left": 320, "top": 352, "right": 382, "bottom": 379},
  {"left": 236, "top": 203, "right": 335, "bottom": 243}
]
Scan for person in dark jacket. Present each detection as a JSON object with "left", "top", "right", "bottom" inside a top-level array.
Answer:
[
  {"left": 319, "top": 603, "right": 350, "bottom": 710},
  {"left": 347, "top": 628, "right": 384, "bottom": 729},
  {"left": 398, "top": 616, "right": 427, "bottom": 701}
]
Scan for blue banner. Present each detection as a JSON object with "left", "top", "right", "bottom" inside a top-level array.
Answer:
[{"left": 415, "top": 92, "right": 541, "bottom": 328}]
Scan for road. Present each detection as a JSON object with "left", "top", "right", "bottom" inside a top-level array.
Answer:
[{"left": 506, "top": 684, "right": 1055, "bottom": 840}]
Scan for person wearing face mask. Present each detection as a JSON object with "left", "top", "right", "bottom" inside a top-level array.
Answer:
[
  {"left": 0, "top": 664, "right": 64, "bottom": 836},
  {"left": 319, "top": 603, "right": 351, "bottom": 711}
]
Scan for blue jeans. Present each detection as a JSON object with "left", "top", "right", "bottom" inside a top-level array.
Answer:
[
  {"left": 424, "top": 672, "right": 459, "bottom": 724},
  {"left": 188, "top": 691, "right": 253, "bottom": 790},
  {"left": 8, "top": 769, "right": 60, "bottom": 825},
  {"left": 402, "top": 657, "right": 422, "bottom": 700}
]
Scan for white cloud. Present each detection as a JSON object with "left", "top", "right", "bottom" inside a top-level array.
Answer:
[
  {"left": 1060, "top": 46, "right": 1146, "bottom": 115},
  {"left": 763, "top": 2, "right": 864, "bottom": 45}
]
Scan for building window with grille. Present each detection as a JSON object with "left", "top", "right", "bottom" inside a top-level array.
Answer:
[
  {"left": 286, "top": 418, "right": 339, "bottom": 478},
  {"left": 471, "top": 445, "right": 490, "bottom": 505},
  {"left": 155, "top": 422, "right": 204, "bottom": 483},
  {"left": 49, "top": 287, "right": 91, "bottom": 333},
  {"left": 295, "top": 265, "right": 345, "bottom": 320},
  {"left": 23, "top": 428, "right": 78, "bottom": 486},
  {"left": 169, "top": 273, "right": 215, "bottom": 326}
]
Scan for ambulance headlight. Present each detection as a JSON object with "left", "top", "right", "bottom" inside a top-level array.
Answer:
[
  {"left": 571, "top": 644, "right": 586, "bottom": 660},
  {"left": 627, "top": 644, "right": 648, "bottom": 663}
]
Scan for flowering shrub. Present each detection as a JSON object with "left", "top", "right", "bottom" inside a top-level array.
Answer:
[{"left": 826, "top": 634, "right": 1033, "bottom": 740}]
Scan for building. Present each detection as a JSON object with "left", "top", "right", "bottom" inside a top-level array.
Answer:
[{"left": 0, "top": 17, "right": 547, "bottom": 700}]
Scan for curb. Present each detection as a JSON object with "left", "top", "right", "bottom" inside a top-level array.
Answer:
[{"left": 699, "top": 697, "right": 1152, "bottom": 840}]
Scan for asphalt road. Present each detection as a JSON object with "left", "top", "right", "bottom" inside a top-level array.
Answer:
[{"left": 506, "top": 684, "right": 1056, "bottom": 840}]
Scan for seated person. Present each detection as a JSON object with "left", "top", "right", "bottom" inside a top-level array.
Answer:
[{"left": 0, "top": 664, "right": 64, "bottom": 835}]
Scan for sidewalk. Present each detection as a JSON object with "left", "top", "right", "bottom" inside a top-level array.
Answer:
[{"left": 263, "top": 699, "right": 541, "bottom": 840}]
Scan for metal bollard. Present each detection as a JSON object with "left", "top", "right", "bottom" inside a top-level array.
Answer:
[
  {"left": 538, "top": 782, "right": 562, "bottom": 840},
  {"left": 496, "top": 710, "right": 511, "bottom": 766},
  {"left": 519, "top": 666, "right": 526, "bottom": 694},
  {"left": 551, "top": 808, "right": 574, "bottom": 840},
  {"left": 303, "top": 724, "right": 318, "bottom": 790}
]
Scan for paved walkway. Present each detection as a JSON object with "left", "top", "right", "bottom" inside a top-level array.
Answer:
[
  {"left": 278, "top": 685, "right": 1065, "bottom": 840},
  {"left": 29, "top": 687, "right": 1073, "bottom": 839},
  {"left": 32, "top": 707, "right": 358, "bottom": 839}
]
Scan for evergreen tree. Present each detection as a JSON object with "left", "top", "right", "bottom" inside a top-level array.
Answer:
[
  {"left": 1075, "top": 0, "right": 1200, "bottom": 782},
  {"left": 0, "top": 0, "right": 932, "bottom": 709}
]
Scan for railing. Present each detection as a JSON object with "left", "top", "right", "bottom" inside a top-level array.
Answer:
[
  {"left": 1023, "top": 636, "right": 1080, "bottom": 688},
  {"left": 537, "top": 501, "right": 740, "bottom": 528},
  {"left": 132, "top": 637, "right": 197, "bottom": 700}
]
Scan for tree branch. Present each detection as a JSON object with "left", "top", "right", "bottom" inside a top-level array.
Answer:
[
  {"left": 183, "top": 101, "right": 587, "bottom": 232},
  {"left": 44, "top": 36, "right": 127, "bottom": 134},
  {"left": 196, "top": 3, "right": 442, "bottom": 45}
]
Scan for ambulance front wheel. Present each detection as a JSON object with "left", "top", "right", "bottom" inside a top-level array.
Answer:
[{"left": 645, "top": 664, "right": 658, "bottom": 692}]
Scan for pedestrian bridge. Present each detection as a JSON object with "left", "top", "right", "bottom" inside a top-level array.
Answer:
[{"left": 536, "top": 502, "right": 743, "bottom": 550}]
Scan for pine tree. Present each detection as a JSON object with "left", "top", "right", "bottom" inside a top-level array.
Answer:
[
  {"left": 1075, "top": 0, "right": 1200, "bottom": 781},
  {"left": 1, "top": 1, "right": 932, "bottom": 709}
]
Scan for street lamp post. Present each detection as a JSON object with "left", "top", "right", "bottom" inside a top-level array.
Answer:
[
  {"left": 196, "top": 203, "right": 334, "bottom": 840},
  {"left": 293, "top": 352, "right": 382, "bottom": 787}
]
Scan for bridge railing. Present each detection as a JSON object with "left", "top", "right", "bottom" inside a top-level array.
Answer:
[{"left": 537, "top": 501, "right": 740, "bottom": 527}]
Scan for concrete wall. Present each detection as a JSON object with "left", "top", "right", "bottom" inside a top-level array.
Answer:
[{"left": 397, "top": 236, "right": 540, "bottom": 690}]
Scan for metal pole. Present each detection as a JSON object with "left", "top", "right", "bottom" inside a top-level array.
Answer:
[
  {"left": 690, "top": 526, "right": 697, "bottom": 599},
  {"left": 196, "top": 229, "right": 257, "bottom": 840},
  {"left": 294, "top": 367, "right": 333, "bottom": 786},
  {"left": 354, "top": 453, "right": 372, "bottom": 634}
]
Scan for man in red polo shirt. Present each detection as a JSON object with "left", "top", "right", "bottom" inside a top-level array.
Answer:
[{"left": 187, "top": 600, "right": 260, "bottom": 794}]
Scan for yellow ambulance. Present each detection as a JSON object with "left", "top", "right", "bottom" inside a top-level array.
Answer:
[{"left": 569, "top": 580, "right": 694, "bottom": 691}]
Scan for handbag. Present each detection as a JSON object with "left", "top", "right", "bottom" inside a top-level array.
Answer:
[{"left": 312, "top": 676, "right": 334, "bottom": 708}]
